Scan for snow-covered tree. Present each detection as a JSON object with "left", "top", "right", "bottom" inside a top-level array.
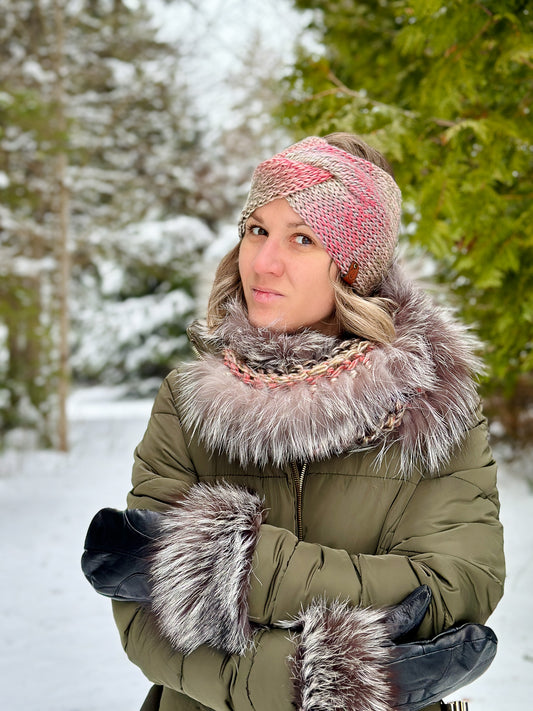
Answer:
[
  {"left": 70, "top": 215, "right": 215, "bottom": 390},
  {"left": 0, "top": 0, "right": 215, "bottom": 447}
]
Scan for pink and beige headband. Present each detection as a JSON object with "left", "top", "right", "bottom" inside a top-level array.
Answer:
[{"left": 238, "top": 136, "right": 402, "bottom": 295}]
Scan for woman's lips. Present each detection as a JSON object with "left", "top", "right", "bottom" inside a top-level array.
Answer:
[{"left": 251, "top": 287, "right": 283, "bottom": 303}]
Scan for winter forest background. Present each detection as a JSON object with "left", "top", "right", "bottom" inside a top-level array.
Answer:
[
  {"left": 1, "top": 1, "right": 532, "bottom": 709},
  {"left": 1, "top": 0, "right": 532, "bottom": 452}
]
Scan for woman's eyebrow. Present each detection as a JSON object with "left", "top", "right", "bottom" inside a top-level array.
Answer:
[
  {"left": 249, "top": 213, "right": 308, "bottom": 229},
  {"left": 248, "top": 209, "right": 310, "bottom": 230},
  {"left": 247, "top": 212, "right": 265, "bottom": 223}
]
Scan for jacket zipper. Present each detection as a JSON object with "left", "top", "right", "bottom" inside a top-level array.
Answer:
[{"left": 290, "top": 461, "right": 308, "bottom": 541}]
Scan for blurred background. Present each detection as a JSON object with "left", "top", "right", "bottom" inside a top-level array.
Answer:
[
  {"left": 0, "top": 1, "right": 532, "bottom": 709},
  {"left": 0, "top": 0, "right": 532, "bottom": 454}
]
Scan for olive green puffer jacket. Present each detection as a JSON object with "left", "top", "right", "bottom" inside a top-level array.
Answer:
[
  {"left": 111, "top": 269, "right": 505, "bottom": 711},
  {"left": 112, "top": 379, "right": 503, "bottom": 711}
]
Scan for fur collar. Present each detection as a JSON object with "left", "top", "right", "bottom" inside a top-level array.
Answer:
[{"left": 176, "top": 262, "right": 482, "bottom": 475}]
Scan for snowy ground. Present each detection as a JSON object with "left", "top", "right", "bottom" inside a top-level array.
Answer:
[{"left": 0, "top": 386, "right": 532, "bottom": 710}]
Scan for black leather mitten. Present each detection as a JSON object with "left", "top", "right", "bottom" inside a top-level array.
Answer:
[
  {"left": 384, "top": 586, "right": 497, "bottom": 711},
  {"left": 82, "top": 507, "right": 159, "bottom": 602}
]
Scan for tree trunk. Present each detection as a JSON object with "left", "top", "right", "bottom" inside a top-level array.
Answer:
[
  {"left": 56, "top": 151, "right": 70, "bottom": 452},
  {"left": 53, "top": 0, "right": 71, "bottom": 452}
]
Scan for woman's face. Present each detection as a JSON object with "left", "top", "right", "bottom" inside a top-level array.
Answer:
[{"left": 238, "top": 198, "right": 338, "bottom": 334}]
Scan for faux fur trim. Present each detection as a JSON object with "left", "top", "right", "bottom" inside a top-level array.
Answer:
[
  {"left": 178, "top": 262, "right": 482, "bottom": 475},
  {"left": 150, "top": 483, "right": 266, "bottom": 654},
  {"left": 283, "top": 598, "right": 393, "bottom": 711}
]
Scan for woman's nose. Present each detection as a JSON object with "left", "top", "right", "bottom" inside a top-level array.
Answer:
[{"left": 252, "top": 237, "right": 284, "bottom": 276}]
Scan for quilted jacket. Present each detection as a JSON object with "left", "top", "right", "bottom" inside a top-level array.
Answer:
[{"left": 110, "top": 265, "right": 505, "bottom": 711}]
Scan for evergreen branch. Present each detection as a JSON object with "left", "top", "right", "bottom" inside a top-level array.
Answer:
[
  {"left": 325, "top": 71, "right": 416, "bottom": 118},
  {"left": 499, "top": 193, "right": 533, "bottom": 200},
  {"left": 473, "top": 3, "right": 494, "bottom": 19},
  {"left": 444, "top": 17, "right": 495, "bottom": 62},
  {"left": 325, "top": 70, "right": 458, "bottom": 129},
  {"left": 301, "top": 85, "right": 347, "bottom": 102}
]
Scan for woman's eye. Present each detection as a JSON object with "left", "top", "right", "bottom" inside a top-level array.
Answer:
[
  {"left": 247, "top": 224, "right": 267, "bottom": 236},
  {"left": 294, "top": 234, "right": 314, "bottom": 246}
]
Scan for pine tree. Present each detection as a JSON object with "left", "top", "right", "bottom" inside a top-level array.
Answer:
[
  {"left": 281, "top": 1, "right": 533, "bottom": 425},
  {"left": 0, "top": 0, "right": 213, "bottom": 447}
]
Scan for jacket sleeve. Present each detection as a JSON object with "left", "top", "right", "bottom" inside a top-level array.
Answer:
[
  {"left": 247, "top": 415, "right": 505, "bottom": 639},
  {"left": 112, "top": 593, "right": 399, "bottom": 711},
  {"left": 125, "top": 374, "right": 199, "bottom": 510},
  {"left": 112, "top": 600, "right": 299, "bottom": 711}
]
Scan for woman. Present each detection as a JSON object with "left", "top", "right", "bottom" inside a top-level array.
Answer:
[{"left": 85, "top": 134, "right": 505, "bottom": 711}]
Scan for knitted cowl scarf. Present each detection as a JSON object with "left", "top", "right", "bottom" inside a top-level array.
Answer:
[{"left": 177, "top": 262, "right": 482, "bottom": 477}]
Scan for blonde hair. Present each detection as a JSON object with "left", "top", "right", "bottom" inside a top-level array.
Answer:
[
  {"left": 206, "top": 133, "right": 397, "bottom": 344},
  {"left": 207, "top": 244, "right": 243, "bottom": 328},
  {"left": 330, "top": 273, "right": 395, "bottom": 343}
]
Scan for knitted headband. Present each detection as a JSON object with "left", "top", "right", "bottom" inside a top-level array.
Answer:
[{"left": 238, "top": 136, "right": 402, "bottom": 295}]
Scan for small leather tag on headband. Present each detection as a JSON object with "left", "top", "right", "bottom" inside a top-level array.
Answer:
[{"left": 343, "top": 261, "right": 359, "bottom": 286}]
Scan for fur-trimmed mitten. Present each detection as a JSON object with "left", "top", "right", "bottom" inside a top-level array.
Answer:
[
  {"left": 288, "top": 599, "right": 393, "bottom": 711},
  {"left": 283, "top": 587, "right": 430, "bottom": 711},
  {"left": 283, "top": 586, "right": 497, "bottom": 711},
  {"left": 150, "top": 482, "right": 266, "bottom": 654}
]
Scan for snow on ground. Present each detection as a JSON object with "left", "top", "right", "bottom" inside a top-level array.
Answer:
[{"left": 0, "top": 386, "right": 532, "bottom": 710}]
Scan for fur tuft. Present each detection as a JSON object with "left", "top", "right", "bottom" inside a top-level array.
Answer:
[
  {"left": 284, "top": 598, "right": 394, "bottom": 711},
  {"left": 150, "top": 483, "right": 266, "bottom": 654},
  {"left": 178, "top": 262, "right": 482, "bottom": 476}
]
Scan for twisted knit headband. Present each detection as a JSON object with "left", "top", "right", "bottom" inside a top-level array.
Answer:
[{"left": 238, "top": 136, "right": 402, "bottom": 295}]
